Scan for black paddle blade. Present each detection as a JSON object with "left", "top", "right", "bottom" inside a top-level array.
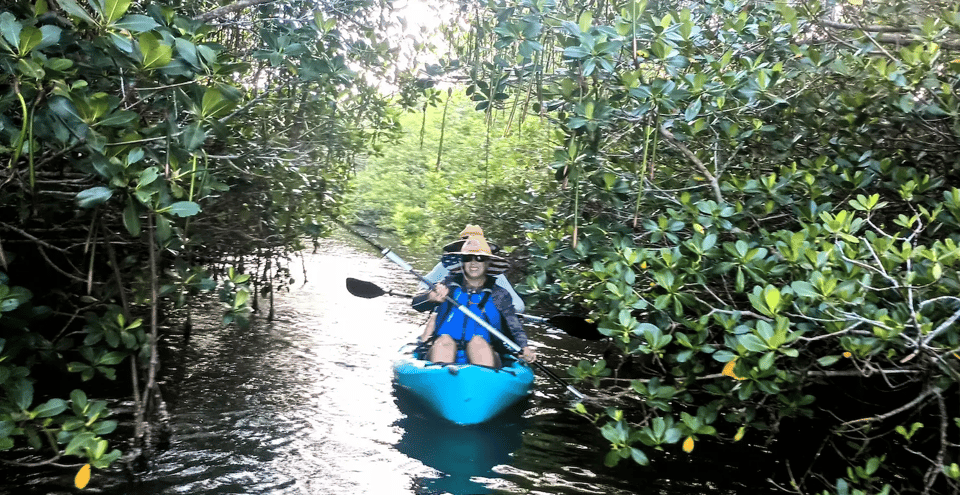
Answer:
[
  {"left": 547, "top": 315, "right": 604, "bottom": 340},
  {"left": 345, "top": 277, "right": 386, "bottom": 299}
]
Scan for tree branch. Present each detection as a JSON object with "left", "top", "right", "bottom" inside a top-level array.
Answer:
[
  {"left": 841, "top": 387, "right": 937, "bottom": 427},
  {"left": 194, "top": 0, "right": 278, "bottom": 22},
  {"left": 658, "top": 125, "right": 724, "bottom": 203}
]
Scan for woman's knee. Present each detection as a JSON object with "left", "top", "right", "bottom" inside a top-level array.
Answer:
[
  {"left": 428, "top": 334, "right": 456, "bottom": 361},
  {"left": 466, "top": 335, "right": 490, "bottom": 348}
]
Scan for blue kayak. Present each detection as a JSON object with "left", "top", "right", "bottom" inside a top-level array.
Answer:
[{"left": 392, "top": 343, "right": 535, "bottom": 425}]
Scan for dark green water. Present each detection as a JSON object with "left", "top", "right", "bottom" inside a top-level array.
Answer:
[{"left": 5, "top": 230, "right": 777, "bottom": 494}]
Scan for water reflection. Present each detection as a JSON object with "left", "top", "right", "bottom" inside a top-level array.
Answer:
[
  {"left": 394, "top": 388, "right": 527, "bottom": 494},
  {"left": 0, "top": 229, "right": 778, "bottom": 495}
]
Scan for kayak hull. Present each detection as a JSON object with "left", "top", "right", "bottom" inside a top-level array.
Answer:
[{"left": 392, "top": 344, "right": 535, "bottom": 425}]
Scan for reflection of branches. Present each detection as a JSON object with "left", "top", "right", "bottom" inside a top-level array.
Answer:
[
  {"left": 841, "top": 386, "right": 937, "bottom": 428},
  {"left": 0, "top": 222, "right": 88, "bottom": 284},
  {"left": 925, "top": 393, "right": 948, "bottom": 494}
]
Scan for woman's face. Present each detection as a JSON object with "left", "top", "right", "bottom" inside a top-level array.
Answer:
[{"left": 461, "top": 255, "right": 489, "bottom": 279}]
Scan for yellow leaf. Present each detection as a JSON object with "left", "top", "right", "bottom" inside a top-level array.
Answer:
[
  {"left": 640, "top": 261, "right": 647, "bottom": 270},
  {"left": 734, "top": 426, "right": 746, "bottom": 442},
  {"left": 722, "top": 359, "right": 744, "bottom": 380},
  {"left": 843, "top": 351, "right": 852, "bottom": 358},
  {"left": 683, "top": 436, "right": 695, "bottom": 453},
  {"left": 693, "top": 223, "right": 705, "bottom": 234},
  {"left": 848, "top": 0, "right": 863, "bottom": 5},
  {"left": 75, "top": 464, "right": 91, "bottom": 489}
]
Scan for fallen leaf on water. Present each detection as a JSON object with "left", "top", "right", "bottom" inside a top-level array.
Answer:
[{"left": 75, "top": 464, "right": 91, "bottom": 489}]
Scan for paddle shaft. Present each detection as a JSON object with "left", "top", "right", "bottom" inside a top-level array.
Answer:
[
  {"left": 339, "top": 222, "right": 586, "bottom": 399},
  {"left": 345, "top": 277, "right": 556, "bottom": 327}
]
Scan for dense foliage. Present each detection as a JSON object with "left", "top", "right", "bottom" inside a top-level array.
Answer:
[
  {"left": 344, "top": 89, "right": 558, "bottom": 251},
  {"left": 418, "top": 0, "right": 959, "bottom": 493},
  {"left": 1, "top": 0, "right": 409, "bottom": 478}
]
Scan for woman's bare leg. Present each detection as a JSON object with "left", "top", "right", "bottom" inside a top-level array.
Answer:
[
  {"left": 466, "top": 335, "right": 495, "bottom": 367},
  {"left": 428, "top": 334, "right": 456, "bottom": 363}
]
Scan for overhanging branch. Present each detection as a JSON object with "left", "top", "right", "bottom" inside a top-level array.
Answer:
[
  {"left": 658, "top": 125, "right": 724, "bottom": 203},
  {"left": 194, "top": 0, "right": 278, "bottom": 22}
]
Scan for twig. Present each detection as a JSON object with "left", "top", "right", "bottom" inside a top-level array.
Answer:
[
  {"left": 841, "top": 387, "right": 936, "bottom": 427},
  {"left": 194, "top": 0, "right": 278, "bottom": 22}
]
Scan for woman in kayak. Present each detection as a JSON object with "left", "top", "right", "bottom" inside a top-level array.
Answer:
[
  {"left": 418, "top": 224, "right": 525, "bottom": 312},
  {"left": 412, "top": 235, "right": 537, "bottom": 367}
]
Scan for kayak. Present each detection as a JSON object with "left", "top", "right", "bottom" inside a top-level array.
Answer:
[{"left": 392, "top": 343, "right": 535, "bottom": 425}]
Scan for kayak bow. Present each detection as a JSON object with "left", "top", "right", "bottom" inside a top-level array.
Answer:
[{"left": 392, "top": 343, "right": 535, "bottom": 425}]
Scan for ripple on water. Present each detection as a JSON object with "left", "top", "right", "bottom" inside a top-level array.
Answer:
[{"left": 0, "top": 232, "right": 779, "bottom": 495}]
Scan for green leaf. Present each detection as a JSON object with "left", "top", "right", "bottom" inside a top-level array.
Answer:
[
  {"left": 101, "top": 0, "right": 131, "bottom": 24},
  {"left": 113, "top": 14, "right": 158, "bottom": 32},
  {"left": 817, "top": 355, "right": 840, "bottom": 366},
  {"left": 18, "top": 26, "right": 43, "bottom": 56},
  {"left": 137, "top": 166, "right": 159, "bottom": 188},
  {"left": 65, "top": 431, "right": 96, "bottom": 457},
  {"left": 233, "top": 289, "right": 250, "bottom": 309},
  {"left": 98, "top": 110, "right": 138, "bottom": 127},
  {"left": 0, "top": 12, "right": 23, "bottom": 49},
  {"left": 97, "top": 351, "right": 126, "bottom": 366},
  {"left": 758, "top": 351, "right": 775, "bottom": 370},
  {"left": 9, "top": 380, "right": 33, "bottom": 411},
  {"left": 70, "top": 389, "right": 88, "bottom": 410},
  {"left": 739, "top": 334, "right": 768, "bottom": 352},
  {"left": 790, "top": 281, "right": 817, "bottom": 298},
  {"left": 91, "top": 419, "right": 117, "bottom": 435},
  {"left": 163, "top": 201, "right": 201, "bottom": 217},
  {"left": 36, "top": 25, "right": 62, "bottom": 51},
  {"left": 201, "top": 87, "right": 236, "bottom": 118},
  {"left": 56, "top": 0, "right": 97, "bottom": 25},
  {"left": 630, "top": 447, "right": 649, "bottom": 465},
  {"left": 763, "top": 286, "right": 781, "bottom": 312},
  {"left": 76, "top": 187, "right": 113, "bottom": 208},
  {"left": 139, "top": 32, "right": 172, "bottom": 70},
  {"left": 156, "top": 214, "right": 171, "bottom": 243},
  {"left": 180, "top": 124, "right": 206, "bottom": 151},
  {"left": 16, "top": 58, "right": 44, "bottom": 79},
  {"left": 123, "top": 199, "right": 141, "bottom": 237},
  {"left": 33, "top": 398, "right": 68, "bottom": 418},
  {"left": 91, "top": 448, "right": 121, "bottom": 469}
]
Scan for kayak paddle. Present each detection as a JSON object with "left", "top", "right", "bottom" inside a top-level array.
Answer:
[
  {"left": 334, "top": 220, "right": 587, "bottom": 400},
  {"left": 345, "top": 277, "right": 603, "bottom": 340}
]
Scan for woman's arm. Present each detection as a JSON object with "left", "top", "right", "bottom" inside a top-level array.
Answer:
[
  {"left": 494, "top": 273, "right": 525, "bottom": 313},
  {"left": 492, "top": 287, "right": 537, "bottom": 362},
  {"left": 412, "top": 281, "right": 450, "bottom": 312}
]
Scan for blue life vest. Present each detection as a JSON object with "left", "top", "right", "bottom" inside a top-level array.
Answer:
[{"left": 434, "top": 284, "right": 501, "bottom": 363}]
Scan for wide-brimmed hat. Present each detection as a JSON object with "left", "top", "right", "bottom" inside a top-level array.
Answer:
[
  {"left": 448, "top": 236, "right": 508, "bottom": 275},
  {"left": 458, "top": 224, "right": 484, "bottom": 238},
  {"left": 442, "top": 224, "right": 501, "bottom": 253}
]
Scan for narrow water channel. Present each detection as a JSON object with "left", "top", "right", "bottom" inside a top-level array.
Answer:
[{"left": 6, "top": 230, "right": 777, "bottom": 494}]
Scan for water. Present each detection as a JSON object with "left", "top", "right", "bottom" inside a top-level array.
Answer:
[{"left": 3, "top": 230, "right": 777, "bottom": 494}]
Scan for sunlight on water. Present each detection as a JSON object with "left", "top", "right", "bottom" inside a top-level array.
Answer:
[{"left": 2, "top": 229, "right": 774, "bottom": 495}]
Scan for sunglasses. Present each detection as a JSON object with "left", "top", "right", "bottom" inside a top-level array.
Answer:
[{"left": 462, "top": 255, "right": 490, "bottom": 263}]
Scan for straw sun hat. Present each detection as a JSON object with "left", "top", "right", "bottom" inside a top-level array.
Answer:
[
  {"left": 441, "top": 224, "right": 501, "bottom": 253},
  {"left": 439, "top": 225, "right": 510, "bottom": 275},
  {"left": 448, "top": 236, "right": 508, "bottom": 276},
  {"left": 441, "top": 224, "right": 503, "bottom": 271}
]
